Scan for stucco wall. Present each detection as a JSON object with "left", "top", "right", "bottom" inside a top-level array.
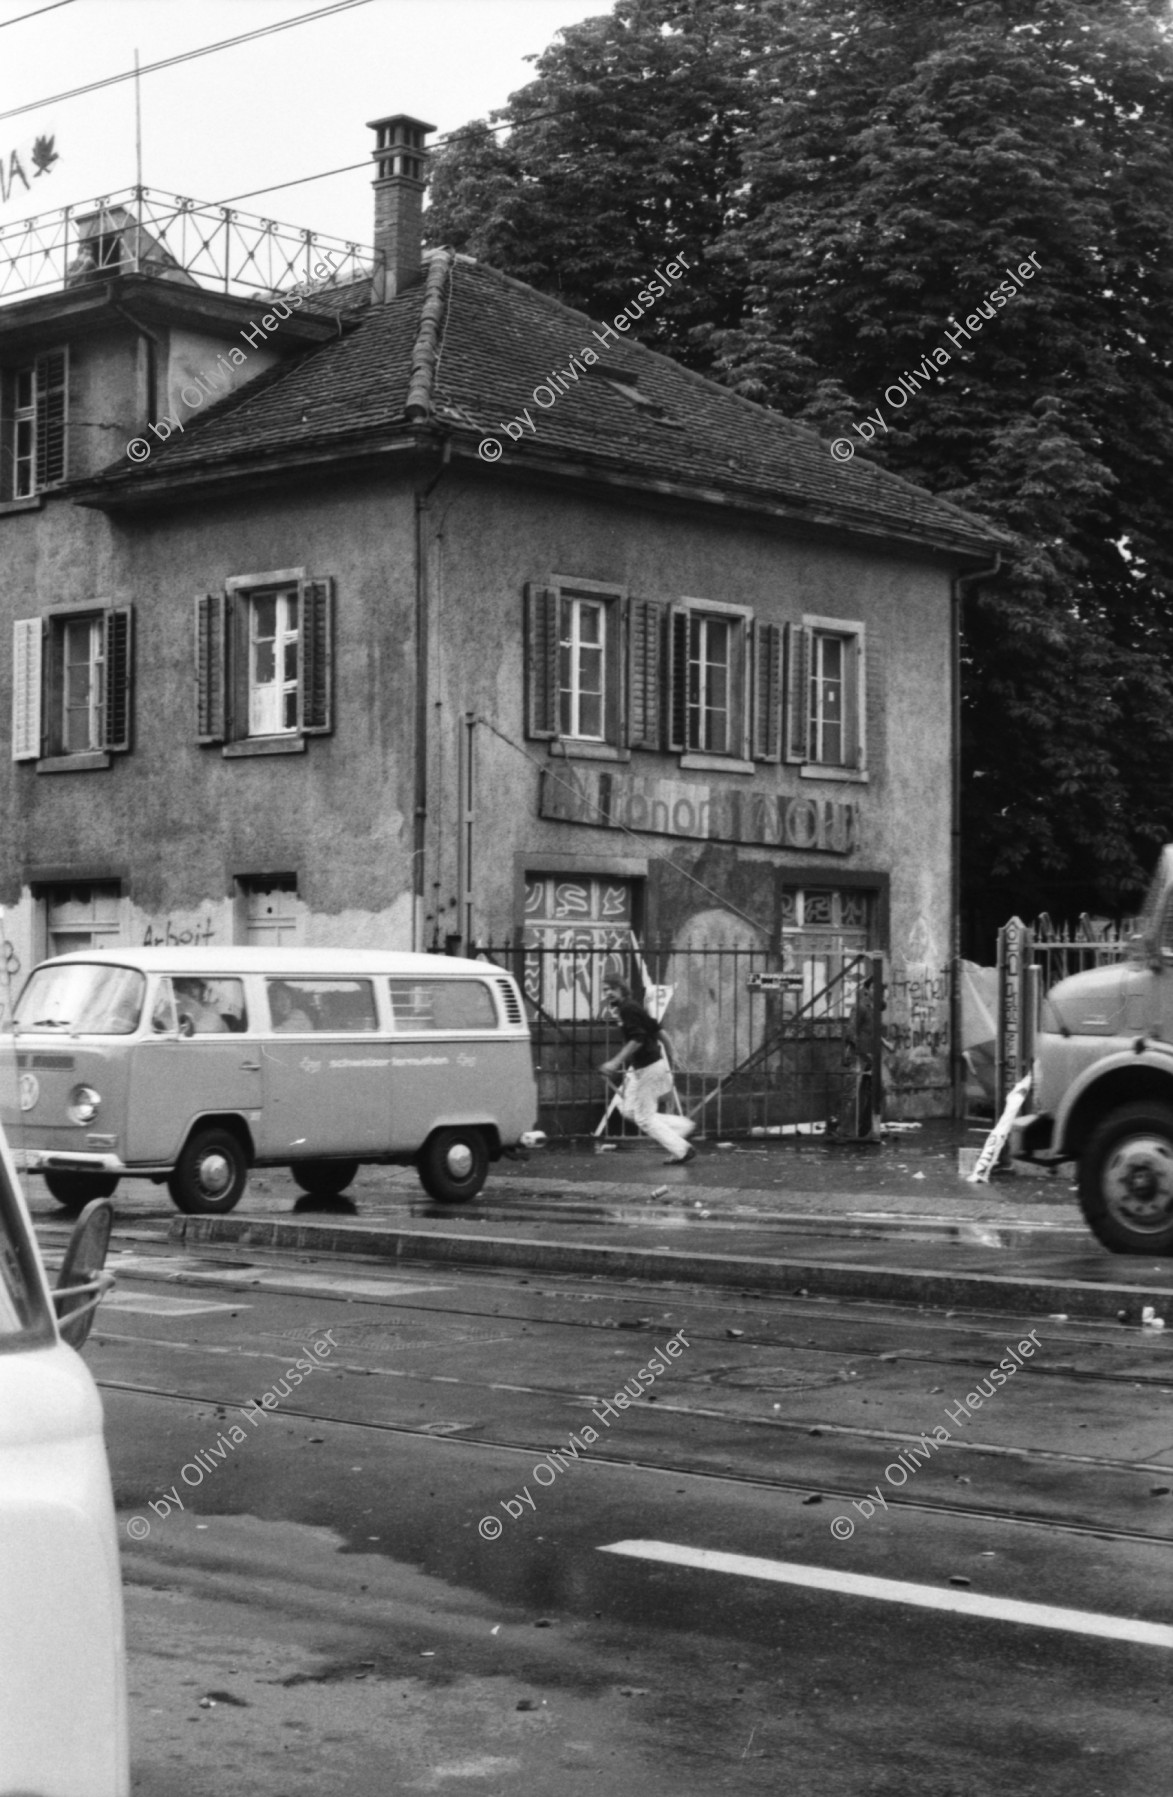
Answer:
[
  {"left": 0, "top": 468, "right": 419, "bottom": 960},
  {"left": 0, "top": 430, "right": 958, "bottom": 1110},
  {"left": 422, "top": 469, "right": 955, "bottom": 1111}
]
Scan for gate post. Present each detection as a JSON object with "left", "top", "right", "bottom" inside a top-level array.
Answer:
[
  {"left": 869, "top": 951, "right": 885, "bottom": 1126},
  {"left": 995, "top": 917, "right": 1030, "bottom": 1112}
]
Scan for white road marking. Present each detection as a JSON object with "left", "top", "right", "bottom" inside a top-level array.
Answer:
[
  {"left": 598, "top": 1541, "right": 1173, "bottom": 1649},
  {"left": 145, "top": 1266, "right": 455, "bottom": 1299},
  {"left": 103, "top": 1293, "right": 246, "bottom": 1316}
]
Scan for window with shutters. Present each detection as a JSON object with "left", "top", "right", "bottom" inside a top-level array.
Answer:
[
  {"left": 785, "top": 616, "right": 866, "bottom": 776},
  {"left": 526, "top": 583, "right": 780, "bottom": 763},
  {"left": 667, "top": 600, "right": 754, "bottom": 765},
  {"left": 10, "top": 606, "right": 133, "bottom": 766},
  {"left": 525, "top": 579, "right": 622, "bottom": 750},
  {"left": 1, "top": 349, "right": 68, "bottom": 499},
  {"left": 196, "top": 571, "right": 333, "bottom": 753}
]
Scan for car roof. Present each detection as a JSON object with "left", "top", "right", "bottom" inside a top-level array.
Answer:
[{"left": 35, "top": 947, "right": 502, "bottom": 977}]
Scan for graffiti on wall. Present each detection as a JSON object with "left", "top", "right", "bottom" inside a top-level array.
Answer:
[
  {"left": 885, "top": 962, "right": 952, "bottom": 1089},
  {"left": 521, "top": 877, "right": 632, "bottom": 1019},
  {"left": 142, "top": 917, "right": 216, "bottom": 947}
]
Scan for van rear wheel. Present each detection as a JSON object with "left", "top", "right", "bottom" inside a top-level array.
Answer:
[
  {"left": 168, "top": 1127, "right": 249, "bottom": 1215},
  {"left": 292, "top": 1159, "right": 359, "bottom": 1199},
  {"left": 1079, "top": 1104, "right": 1173, "bottom": 1253},
  {"left": 43, "top": 1171, "right": 119, "bottom": 1211},
  {"left": 417, "top": 1128, "right": 489, "bottom": 1203}
]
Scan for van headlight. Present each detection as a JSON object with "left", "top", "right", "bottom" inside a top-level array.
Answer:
[{"left": 67, "top": 1084, "right": 101, "bottom": 1125}]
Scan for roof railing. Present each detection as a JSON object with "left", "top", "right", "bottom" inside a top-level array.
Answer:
[{"left": 0, "top": 186, "right": 382, "bottom": 305}]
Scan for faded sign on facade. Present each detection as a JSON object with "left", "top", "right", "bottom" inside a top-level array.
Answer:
[{"left": 540, "top": 767, "right": 860, "bottom": 854}]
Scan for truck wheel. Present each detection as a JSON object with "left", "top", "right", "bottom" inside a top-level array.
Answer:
[
  {"left": 292, "top": 1159, "right": 360, "bottom": 1198},
  {"left": 43, "top": 1171, "right": 119, "bottom": 1211},
  {"left": 1079, "top": 1104, "right": 1173, "bottom": 1252},
  {"left": 417, "top": 1128, "right": 489, "bottom": 1203},
  {"left": 168, "top": 1127, "right": 249, "bottom": 1215}
]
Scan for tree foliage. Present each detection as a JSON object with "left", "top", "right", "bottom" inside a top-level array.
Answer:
[
  {"left": 425, "top": 0, "right": 770, "bottom": 368},
  {"left": 427, "top": 0, "right": 1173, "bottom": 945}
]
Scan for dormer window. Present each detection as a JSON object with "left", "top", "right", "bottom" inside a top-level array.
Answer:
[
  {"left": 1, "top": 348, "right": 67, "bottom": 498},
  {"left": 587, "top": 361, "right": 679, "bottom": 425}
]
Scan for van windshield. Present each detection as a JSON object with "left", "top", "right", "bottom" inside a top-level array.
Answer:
[{"left": 13, "top": 963, "right": 146, "bottom": 1035}]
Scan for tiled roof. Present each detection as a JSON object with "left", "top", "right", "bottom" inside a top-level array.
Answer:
[{"left": 82, "top": 251, "right": 1006, "bottom": 558}]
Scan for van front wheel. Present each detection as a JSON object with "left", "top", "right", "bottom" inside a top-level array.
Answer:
[
  {"left": 1079, "top": 1104, "right": 1173, "bottom": 1252},
  {"left": 168, "top": 1128, "right": 249, "bottom": 1215},
  {"left": 417, "top": 1128, "right": 489, "bottom": 1203},
  {"left": 43, "top": 1171, "right": 119, "bottom": 1211}
]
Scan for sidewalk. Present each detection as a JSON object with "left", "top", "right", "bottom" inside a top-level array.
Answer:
[{"left": 107, "top": 1119, "right": 1173, "bottom": 1326}]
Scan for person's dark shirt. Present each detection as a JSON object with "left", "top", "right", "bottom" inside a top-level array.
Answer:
[{"left": 612, "top": 998, "right": 663, "bottom": 1069}]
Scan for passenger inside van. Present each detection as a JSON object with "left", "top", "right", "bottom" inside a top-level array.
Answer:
[
  {"left": 268, "top": 981, "right": 314, "bottom": 1032},
  {"left": 174, "top": 978, "right": 230, "bottom": 1035}
]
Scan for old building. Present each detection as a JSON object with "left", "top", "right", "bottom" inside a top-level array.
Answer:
[{"left": 0, "top": 117, "right": 1005, "bottom": 1121}]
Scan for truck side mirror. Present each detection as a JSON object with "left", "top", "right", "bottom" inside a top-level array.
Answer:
[{"left": 54, "top": 1197, "right": 115, "bottom": 1350}]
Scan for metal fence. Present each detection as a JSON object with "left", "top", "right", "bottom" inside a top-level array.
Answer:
[
  {"left": 994, "top": 914, "right": 1135, "bottom": 1107},
  {"left": 482, "top": 941, "right": 885, "bottom": 1140},
  {"left": 0, "top": 187, "right": 380, "bottom": 305}
]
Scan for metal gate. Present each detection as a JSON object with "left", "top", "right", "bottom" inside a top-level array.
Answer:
[{"left": 482, "top": 940, "right": 885, "bottom": 1140}]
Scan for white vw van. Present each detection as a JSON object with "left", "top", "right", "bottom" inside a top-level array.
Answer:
[
  {"left": 0, "top": 1125, "right": 127, "bottom": 1795},
  {"left": 3, "top": 947, "right": 536, "bottom": 1213}
]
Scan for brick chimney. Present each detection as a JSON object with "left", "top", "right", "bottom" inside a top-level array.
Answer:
[{"left": 368, "top": 113, "right": 434, "bottom": 301}]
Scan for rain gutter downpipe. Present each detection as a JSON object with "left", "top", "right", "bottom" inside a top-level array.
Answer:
[
  {"left": 952, "top": 551, "right": 1002, "bottom": 1116},
  {"left": 413, "top": 437, "right": 451, "bottom": 952}
]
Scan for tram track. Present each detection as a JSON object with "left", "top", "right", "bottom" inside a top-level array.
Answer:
[
  {"left": 99, "top": 1368, "right": 1173, "bottom": 1553},
  {"left": 89, "top": 1244, "right": 1173, "bottom": 1388}
]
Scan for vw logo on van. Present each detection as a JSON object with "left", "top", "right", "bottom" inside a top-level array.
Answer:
[{"left": 18, "top": 1073, "right": 39, "bottom": 1112}]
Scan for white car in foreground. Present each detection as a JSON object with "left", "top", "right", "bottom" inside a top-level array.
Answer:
[{"left": 0, "top": 1122, "right": 127, "bottom": 1795}]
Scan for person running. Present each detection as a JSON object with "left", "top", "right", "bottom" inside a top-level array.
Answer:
[{"left": 599, "top": 977, "right": 696, "bottom": 1164}]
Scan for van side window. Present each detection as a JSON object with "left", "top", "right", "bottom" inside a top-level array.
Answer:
[
  {"left": 265, "top": 978, "right": 377, "bottom": 1033},
  {"left": 387, "top": 979, "right": 498, "bottom": 1032}
]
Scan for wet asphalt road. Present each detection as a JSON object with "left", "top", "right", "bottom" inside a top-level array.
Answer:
[{"left": 56, "top": 1226, "right": 1173, "bottom": 1797}]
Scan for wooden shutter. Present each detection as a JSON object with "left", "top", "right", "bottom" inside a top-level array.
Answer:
[
  {"left": 524, "top": 583, "right": 559, "bottom": 739},
  {"left": 12, "top": 617, "right": 43, "bottom": 761},
  {"left": 848, "top": 630, "right": 866, "bottom": 770},
  {"left": 102, "top": 607, "right": 133, "bottom": 752},
  {"left": 298, "top": 576, "right": 334, "bottom": 733},
  {"left": 35, "top": 349, "right": 67, "bottom": 487},
  {"left": 626, "top": 598, "right": 664, "bottom": 749},
  {"left": 784, "top": 621, "right": 811, "bottom": 763},
  {"left": 195, "top": 593, "right": 226, "bottom": 743},
  {"left": 666, "top": 605, "right": 689, "bottom": 753},
  {"left": 753, "top": 621, "right": 782, "bottom": 762}
]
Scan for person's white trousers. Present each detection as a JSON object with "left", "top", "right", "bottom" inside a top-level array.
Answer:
[{"left": 623, "top": 1059, "right": 693, "bottom": 1159}]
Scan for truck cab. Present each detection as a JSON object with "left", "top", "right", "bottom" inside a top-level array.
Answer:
[{"left": 1015, "top": 846, "right": 1173, "bottom": 1251}]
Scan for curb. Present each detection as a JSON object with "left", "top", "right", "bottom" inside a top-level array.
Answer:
[{"left": 169, "top": 1215, "right": 1173, "bottom": 1325}]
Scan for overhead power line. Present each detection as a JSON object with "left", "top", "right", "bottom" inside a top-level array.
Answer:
[
  {"left": 216, "top": 115, "right": 558, "bottom": 207},
  {"left": 0, "top": 0, "right": 76, "bottom": 30},
  {"left": 0, "top": 0, "right": 374, "bottom": 125}
]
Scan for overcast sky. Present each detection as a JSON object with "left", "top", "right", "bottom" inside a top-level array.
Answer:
[{"left": 0, "top": 0, "right": 605, "bottom": 253}]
